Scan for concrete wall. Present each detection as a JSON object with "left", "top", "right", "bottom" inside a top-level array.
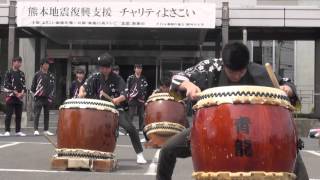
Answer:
[
  {"left": 294, "top": 118, "right": 320, "bottom": 137},
  {"left": 0, "top": 38, "right": 8, "bottom": 80},
  {"left": 257, "top": 0, "right": 320, "bottom": 6},
  {"left": 0, "top": 6, "right": 9, "bottom": 24},
  {"left": 13, "top": 0, "right": 256, "bottom": 7},
  {"left": 0, "top": 0, "right": 8, "bottom": 4},
  {"left": 278, "top": 41, "right": 294, "bottom": 80},
  {"left": 295, "top": 41, "right": 315, "bottom": 113},
  {"left": 298, "top": 0, "right": 320, "bottom": 6},
  {"left": 315, "top": 40, "right": 320, "bottom": 117},
  {"left": 257, "top": 0, "right": 298, "bottom": 6},
  {"left": 19, "top": 38, "right": 36, "bottom": 89}
]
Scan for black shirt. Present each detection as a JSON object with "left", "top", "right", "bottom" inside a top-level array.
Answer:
[
  {"left": 31, "top": 70, "right": 55, "bottom": 100},
  {"left": 70, "top": 79, "right": 85, "bottom": 98},
  {"left": 3, "top": 68, "right": 27, "bottom": 103},
  {"left": 172, "top": 58, "right": 299, "bottom": 105},
  {"left": 218, "top": 70, "right": 254, "bottom": 86},
  {"left": 126, "top": 74, "right": 148, "bottom": 103},
  {"left": 82, "top": 72, "right": 127, "bottom": 108}
]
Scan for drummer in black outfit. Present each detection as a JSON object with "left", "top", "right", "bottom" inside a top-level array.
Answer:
[
  {"left": 69, "top": 68, "right": 85, "bottom": 98},
  {"left": 156, "top": 42, "right": 308, "bottom": 180},
  {"left": 78, "top": 54, "right": 147, "bottom": 164}
]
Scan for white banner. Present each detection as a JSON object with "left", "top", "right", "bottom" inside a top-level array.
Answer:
[{"left": 16, "top": 1, "right": 215, "bottom": 28}]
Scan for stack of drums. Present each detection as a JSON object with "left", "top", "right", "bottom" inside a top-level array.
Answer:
[
  {"left": 144, "top": 93, "right": 187, "bottom": 147},
  {"left": 52, "top": 98, "right": 119, "bottom": 171},
  {"left": 191, "top": 86, "right": 297, "bottom": 180}
]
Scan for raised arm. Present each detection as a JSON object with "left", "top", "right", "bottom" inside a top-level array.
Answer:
[{"left": 171, "top": 58, "right": 222, "bottom": 99}]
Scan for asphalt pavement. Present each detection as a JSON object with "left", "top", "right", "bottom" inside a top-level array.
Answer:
[{"left": 0, "top": 110, "right": 319, "bottom": 180}]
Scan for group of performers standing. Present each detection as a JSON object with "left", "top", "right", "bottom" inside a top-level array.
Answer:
[{"left": 1, "top": 57, "right": 55, "bottom": 137}]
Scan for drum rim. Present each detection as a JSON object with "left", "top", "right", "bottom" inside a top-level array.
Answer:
[
  {"left": 192, "top": 171, "right": 296, "bottom": 180},
  {"left": 54, "top": 148, "right": 115, "bottom": 160},
  {"left": 63, "top": 98, "right": 115, "bottom": 105},
  {"left": 146, "top": 92, "right": 185, "bottom": 104},
  {"left": 147, "top": 93, "right": 174, "bottom": 102},
  {"left": 59, "top": 98, "right": 118, "bottom": 114},
  {"left": 194, "top": 85, "right": 294, "bottom": 111},
  {"left": 144, "top": 121, "right": 186, "bottom": 137}
]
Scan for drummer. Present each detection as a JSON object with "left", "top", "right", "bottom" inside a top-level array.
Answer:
[
  {"left": 78, "top": 54, "right": 147, "bottom": 164},
  {"left": 156, "top": 42, "right": 308, "bottom": 180},
  {"left": 152, "top": 78, "right": 171, "bottom": 94},
  {"left": 152, "top": 77, "right": 185, "bottom": 102},
  {"left": 69, "top": 68, "right": 85, "bottom": 98}
]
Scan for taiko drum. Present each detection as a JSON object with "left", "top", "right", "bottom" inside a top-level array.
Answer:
[
  {"left": 144, "top": 93, "right": 187, "bottom": 146},
  {"left": 57, "top": 98, "right": 118, "bottom": 153},
  {"left": 191, "top": 86, "right": 297, "bottom": 176}
]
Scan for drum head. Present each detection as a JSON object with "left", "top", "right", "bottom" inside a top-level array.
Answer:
[
  {"left": 146, "top": 93, "right": 174, "bottom": 103},
  {"left": 194, "top": 85, "right": 294, "bottom": 111},
  {"left": 59, "top": 98, "right": 118, "bottom": 114}
]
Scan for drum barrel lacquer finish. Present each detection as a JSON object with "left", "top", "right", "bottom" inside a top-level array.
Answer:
[
  {"left": 191, "top": 103, "right": 297, "bottom": 172},
  {"left": 144, "top": 93, "right": 188, "bottom": 146},
  {"left": 145, "top": 100, "right": 186, "bottom": 127},
  {"left": 57, "top": 108, "right": 118, "bottom": 153},
  {"left": 191, "top": 86, "right": 297, "bottom": 174}
]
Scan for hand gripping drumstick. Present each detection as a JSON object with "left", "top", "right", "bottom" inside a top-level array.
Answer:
[
  {"left": 100, "top": 91, "right": 113, "bottom": 102},
  {"left": 265, "top": 63, "right": 280, "bottom": 89}
]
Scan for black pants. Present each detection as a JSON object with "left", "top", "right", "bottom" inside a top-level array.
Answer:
[
  {"left": 128, "top": 102, "right": 145, "bottom": 131},
  {"left": 5, "top": 101, "right": 23, "bottom": 132},
  {"left": 156, "top": 128, "right": 309, "bottom": 180},
  {"left": 119, "top": 110, "right": 143, "bottom": 154},
  {"left": 33, "top": 98, "right": 50, "bottom": 131},
  {"left": 294, "top": 152, "right": 309, "bottom": 180}
]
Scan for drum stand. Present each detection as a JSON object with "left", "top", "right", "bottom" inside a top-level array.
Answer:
[{"left": 51, "top": 148, "right": 117, "bottom": 172}]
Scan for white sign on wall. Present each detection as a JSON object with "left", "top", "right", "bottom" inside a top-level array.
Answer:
[{"left": 16, "top": 1, "right": 215, "bottom": 29}]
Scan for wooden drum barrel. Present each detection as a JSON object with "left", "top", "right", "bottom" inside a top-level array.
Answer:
[
  {"left": 191, "top": 86, "right": 297, "bottom": 180},
  {"left": 144, "top": 93, "right": 187, "bottom": 147},
  {"left": 56, "top": 98, "right": 119, "bottom": 159}
]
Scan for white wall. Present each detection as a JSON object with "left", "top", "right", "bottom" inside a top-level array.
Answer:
[
  {"left": 257, "top": 0, "right": 298, "bottom": 6},
  {"left": 13, "top": 0, "right": 256, "bottom": 7},
  {"left": 295, "top": 41, "right": 315, "bottom": 113},
  {"left": 257, "top": 0, "right": 320, "bottom": 6},
  {"left": 0, "top": 6, "right": 9, "bottom": 24},
  {"left": 0, "top": 0, "right": 8, "bottom": 4}
]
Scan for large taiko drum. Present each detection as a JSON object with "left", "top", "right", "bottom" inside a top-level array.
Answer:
[
  {"left": 144, "top": 93, "right": 187, "bottom": 147},
  {"left": 56, "top": 98, "right": 119, "bottom": 160},
  {"left": 191, "top": 86, "right": 297, "bottom": 180}
]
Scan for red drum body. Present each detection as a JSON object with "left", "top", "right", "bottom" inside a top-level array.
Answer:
[
  {"left": 191, "top": 86, "right": 297, "bottom": 179},
  {"left": 57, "top": 98, "right": 118, "bottom": 156},
  {"left": 144, "top": 93, "right": 187, "bottom": 147}
]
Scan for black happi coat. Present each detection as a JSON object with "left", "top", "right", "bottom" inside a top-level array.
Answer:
[{"left": 172, "top": 58, "right": 299, "bottom": 105}]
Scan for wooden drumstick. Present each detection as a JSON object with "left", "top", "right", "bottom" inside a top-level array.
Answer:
[
  {"left": 100, "top": 91, "right": 113, "bottom": 102},
  {"left": 265, "top": 63, "right": 280, "bottom": 89},
  {"left": 44, "top": 134, "right": 57, "bottom": 148}
]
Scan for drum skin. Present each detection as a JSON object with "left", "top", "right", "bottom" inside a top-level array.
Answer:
[
  {"left": 57, "top": 108, "right": 118, "bottom": 153},
  {"left": 191, "top": 104, "right": 297, "bottom": 173},
  {"left": 145, "top": 100, "right": 186, "bottom": 126}
]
